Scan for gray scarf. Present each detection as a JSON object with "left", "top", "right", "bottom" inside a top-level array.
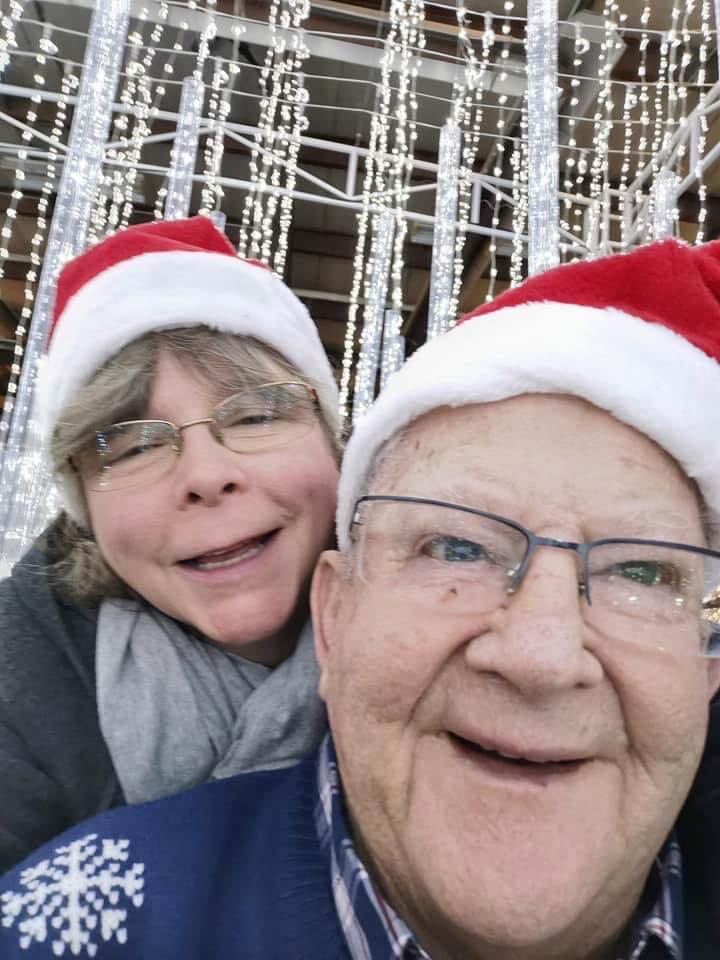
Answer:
[{"left": 96, "top": 598, "right": 326, "bottom": 804}]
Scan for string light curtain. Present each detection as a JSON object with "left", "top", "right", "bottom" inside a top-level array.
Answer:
[
  {"left": 353, "top": 210, "right": 395, "bottom": 422},
  {"left": 652, "top": 169, "right": 680, "bottom": 238},
  {"left": 0, "top": 0, "right": 130, "bottom": 576},
  {"left": 0, "top": 0, "right": 26, "bottom": 76},
  {"left": 426, "top": 119, "right": 461, "bottom": 341},
  {"left": 237, "top": 0, "right": 311, "bottom": 275},
  {"left": 342, "top": 0, "right": 425, "bottom": 427},
  {"left": 526, "top": 0, "right": 559, "bottom": 274},
  {"left": 164, "top": 74, "right": 205, "bottom": 219}
]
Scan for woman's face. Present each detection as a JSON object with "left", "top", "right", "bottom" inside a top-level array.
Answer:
[{"left": 83, "top": 349, "right": 339, "bottom": 665}]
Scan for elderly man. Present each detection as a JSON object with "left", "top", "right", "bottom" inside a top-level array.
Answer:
[{"left": 2, "top": 237, "right": 720, "bottom": 959}]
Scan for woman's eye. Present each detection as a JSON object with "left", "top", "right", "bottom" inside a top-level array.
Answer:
[
  {"left": 107, "top": 443, "right": 159, "bottom": 464},
  {"left": 423, "top": 537, "right": 487, "bottom": 562},
  {"left": 609, "top": 560, "right": 681, "bottom": 589},
  {"left": 224, "top": 412, "right": 279, "bottom": 427}
]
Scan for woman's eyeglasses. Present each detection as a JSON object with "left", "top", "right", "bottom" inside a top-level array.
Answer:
[{"left": 73, "top": 381, "right": 319, "bottom": 491}]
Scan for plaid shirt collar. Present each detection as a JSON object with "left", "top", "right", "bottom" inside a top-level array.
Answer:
[{"left": 314, "top": 734, "right": 683, "bottom": 960}]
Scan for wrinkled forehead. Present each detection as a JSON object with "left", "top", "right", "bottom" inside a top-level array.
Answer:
[{"left": 364, "top": 396, "right": 703, "bottom": 536}]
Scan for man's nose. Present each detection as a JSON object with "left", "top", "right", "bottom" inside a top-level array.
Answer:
[
  {"left": 173, "top": 421, "right": 250, "bottom": 508},
  {"left": 465, "top": 547, "right": 604, "bottom": 696}
]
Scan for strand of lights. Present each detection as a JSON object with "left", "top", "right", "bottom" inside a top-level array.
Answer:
[
  {"left": 237, "top": 0, "right": 311, "bottom": 269},
  {"left": 0, "top": 33, "right": 67, "bottom": 450},
  {"left": 631, "top": 5, "right": 652, "bottom": 240},
  {"left": 164, "top": 2, "right": 218, "bottom": 220},
  {"left": 379, "top": 309, "right": 405, "bottom": 389},
  {"left": 352, "top": 210, "right": 395, "bottom": 423},
  {"left": 663, "top": 2, "right": 682, "bottom": 141},
  {"left": 526, "top": 0, "right": 559, "bottom": 274},
  {"left": 652, "top": 169, "right": 680, "bottom": 238},
  {"left": 198, "top": 55, "right": 236, "bottom": 216},
  {"left": 387, "top": 0, "right": 424, "bottom": 330},
  {"left": 452, "top": 9, "right": 494, "bottom": 309},
  {"left": 509, "top": 115, "right": 528, "bottom": 287},
  {"left": 0, "top": 0, "right": 26, "bottom": 75},
  {"left": 152, "top": 20, "right": 192, "bottom": 222},
  {"left": 0, "top": 25, "right": 55, "bottom": 287},
  {"left": 586, "top": 0, "right": 616, "bottom": 255},
  {"left": 647, "top": 29, "right": 670, "bottom": 238},
  {"left": 618, "top": 82, "right": 637, "bottom": 247},
  {"left": 488, "top": 90, "right": 507, "bottom": 285},
  {"left": 674, "top": 0, "right": 694, "bottom": 161},
  {"left": 426, "top": 119, "right": 460, "bottom": 340},
  {"left": 339, "top": 1, "right": 395, "bottom": 424},
  {"left": 563, "top": 23, "right": 590, "bottom": 254},
  {"left": 695, "top": 0, "right": 712, "bottom": 244},
  {"left": 87, "top": 13, "right": 149, "bottom": 242},
  {"left": 0, "top": 0, "right": 130, "bottom": 575},
  {"left": 164, "top": 74, "right": 205, "bottom": 219},
  {"left": 341, "top": 0, "right": 425, "bottom": 428},
  {"left": 116, "top": 3, "right": 169, "bottom": 231},
  {"left": 272, "top": 6, "right": 313, "bottom": 277}
]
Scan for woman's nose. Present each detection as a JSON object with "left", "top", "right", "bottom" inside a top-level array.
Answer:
[{"left": 172, "top": 421, "right": 250, "bottom": 507}]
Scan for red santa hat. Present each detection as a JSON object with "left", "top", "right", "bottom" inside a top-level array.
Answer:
[
  {"left": 337, "top": 237, "right": 720, "bottom": 549},
  {"left": 38, "top": 215, "right": 338, "bottom": 448}
]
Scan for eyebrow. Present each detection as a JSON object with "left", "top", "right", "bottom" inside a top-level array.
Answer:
[
  {"left": 386, "top": 479, "right": 700, "bottom": 540},
  {"left": 388, "top": 473, "right": 521, "bottom": 514}
]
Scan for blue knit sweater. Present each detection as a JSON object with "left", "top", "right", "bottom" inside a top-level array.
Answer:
[{"left": 0, "top": 752, "right": 350, "bottom": 960}]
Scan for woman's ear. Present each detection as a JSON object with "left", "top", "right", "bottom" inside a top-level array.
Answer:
[{"left": 310, "top": 549, "right": 352, "bottom": 702}]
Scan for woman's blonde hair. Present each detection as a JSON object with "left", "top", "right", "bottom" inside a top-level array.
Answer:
[{"left": 47, "top": 327, "right": 340, "bottom": 605}]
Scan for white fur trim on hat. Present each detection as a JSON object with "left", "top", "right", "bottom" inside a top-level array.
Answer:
[
  {"left": 38, "top": 249, "right": 338, "bottom": 444},
  {"left": 337, "top": 300, "right": 720, "bottom": 550}
]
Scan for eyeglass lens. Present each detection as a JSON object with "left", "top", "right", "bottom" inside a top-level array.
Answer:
[
  {"left": 353, "top": 498, "right": 720, "bottom": 657},
  {"left": 84, "top": 382, "right": 317, "bottom": 492}
]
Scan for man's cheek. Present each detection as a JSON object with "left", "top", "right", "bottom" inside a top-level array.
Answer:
[{"left": 332, "top": 628, "right": 436, "bottom": 724}]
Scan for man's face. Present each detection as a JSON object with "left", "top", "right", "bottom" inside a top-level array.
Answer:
[{"left": 312, "top": 395, "right": 720, "bottom": 960}]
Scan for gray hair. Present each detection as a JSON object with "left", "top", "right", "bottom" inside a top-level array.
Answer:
[{"left": 47, "top": 326, "right": 341, "bottom": 605}]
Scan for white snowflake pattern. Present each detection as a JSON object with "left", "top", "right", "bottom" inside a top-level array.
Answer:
[{"left": 1, "top": 833, "right": 145, "bottom": 957}]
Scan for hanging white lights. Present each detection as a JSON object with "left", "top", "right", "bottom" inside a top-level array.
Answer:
[
  {"left": 427, "top": 119, "right": 460, "bottom": 340},
  {"left": 695, "top": 0, "right": 712, "bottom": 244},
  {"left": 0, "top": 35, "right": 70, "bottom": 455},
  {"left": 115, "top": 3, "right": 169, "bottom": 232},
  {"left": 652, "top": 169, "right": 680, "bottom": 239},
  {"left": 510, "top": 115, "right": 528, "bottom": 287},
  {"left": 237, "top": 0, "right": 311, "bottom": 273},
  {"left": 352, "top": 210, "right": 395, "bottom": 423},
  {"left": 340, "top": 0, "right": 425, "bottom": 428},
  {"left": 0, "top": 0, "right": 26, "bottom": 75},
  {"left": 526, "top": 0, "right": 559, "bottom": 274},
  {"left": 380, "top": 309, "right": 405, "bottom": 390},
  {"left": 199, "top": 57, "right": 233, "bottom": 217},
  {"left": 0, "top": 25, "right": 54, "bottom": 288},
  {"left": 164, "top": 74, "right": 205, "bottom": 219},
  {"left": 0, "top": 0, "right": 130, "bottom": 575},
  {"left": 452, "top": 8, "right": 494, "bottom": 311}
]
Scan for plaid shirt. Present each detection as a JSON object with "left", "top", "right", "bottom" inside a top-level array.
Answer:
[{"left": 314, "top": 735, "right": 683, "bottom": 960}]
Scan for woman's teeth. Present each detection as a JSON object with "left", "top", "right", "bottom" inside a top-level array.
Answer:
[{"left": 189, "top": 536, "right": 269, "bottom": 570}]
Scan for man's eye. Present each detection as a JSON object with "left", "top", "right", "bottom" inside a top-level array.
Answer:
[
  {"left": 423, "top": 537, "right": 487, "bottom": 562},
  {"left": 609, "top": 560, "right": 682, "bottom": 589}
]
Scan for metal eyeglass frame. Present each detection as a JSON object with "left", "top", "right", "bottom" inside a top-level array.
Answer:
[
  {"left": 70, "top": 380, "right": 319, "bottom": 472},
  {"left": 352, "top": 494, "right": 720, "bottom": 610}
]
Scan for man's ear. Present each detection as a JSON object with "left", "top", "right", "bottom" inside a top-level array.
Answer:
[{"left": 310, "top": 549, "right": 351, "bottom": 702}]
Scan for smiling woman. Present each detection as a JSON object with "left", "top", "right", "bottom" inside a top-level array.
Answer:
[{"left": 0, "top": 216, "right": 340, "bottom": 871}]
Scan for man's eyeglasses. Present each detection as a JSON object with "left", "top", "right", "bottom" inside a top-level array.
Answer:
[
  {"left": 350, "top": 495, "right": 720, "bottom": 658},
  {"left": 74, "top": 381, "right": 319, "bottom": 492}
]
